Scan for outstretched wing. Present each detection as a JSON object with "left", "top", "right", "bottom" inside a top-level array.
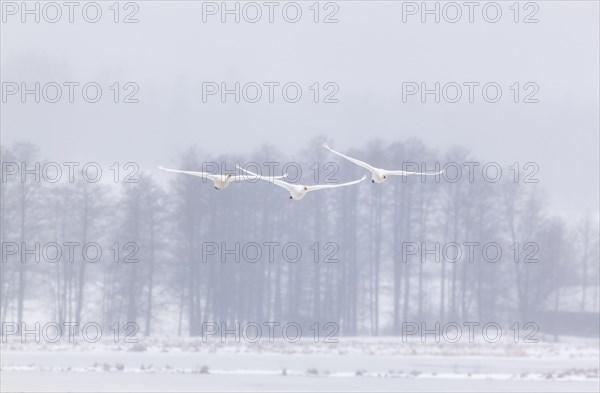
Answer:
[
  {"left": 159, "top": 166, "right": 217, "bottom": 180},
  {"left": 385, "top": 169, "right": 444, "bottom": 176},
  {"left": 323, "top": 144, "right": 378, "bottom": 172},
  {"left": 306, "top": 175, "right": 366, "bottom": 193},
  {"left": 236, "top": 165, "right": 295, "bottom": 192},
  {"left": 231, "top": 173, "right": 287, "bottom": 182}
]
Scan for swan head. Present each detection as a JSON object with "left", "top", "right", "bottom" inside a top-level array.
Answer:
[{"left": 303, "top": 186, "right": 308, "bottom": 191}]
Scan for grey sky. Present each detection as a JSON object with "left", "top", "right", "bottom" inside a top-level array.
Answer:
[{"left": 1, "top": 1, "right": 598, "bottom": 218}]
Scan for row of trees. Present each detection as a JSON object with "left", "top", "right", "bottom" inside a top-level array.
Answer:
[{"left": 1, "top": 139, "right": 598, "bottom": 336}]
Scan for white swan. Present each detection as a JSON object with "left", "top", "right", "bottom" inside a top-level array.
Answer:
[
  {"left": 237, "top": 165, "right": 366, "bottom": 200},
  {"left": 323, "top": 144, "right": 444, "bottom": 183},
  {"left": 158, "top": 166, "right": 285, "bottom": 190}
]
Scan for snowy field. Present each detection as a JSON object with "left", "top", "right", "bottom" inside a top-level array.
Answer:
[{"left": 2, "top": 336, "right": 598, "bottom": 392}]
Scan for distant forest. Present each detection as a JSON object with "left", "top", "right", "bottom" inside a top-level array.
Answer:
[{"left": 1, "top": 138, "right": 598, "bottom": 337}]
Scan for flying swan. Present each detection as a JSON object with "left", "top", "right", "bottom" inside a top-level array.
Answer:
[
  {"left": 322, "top": 144, "right": 444, "bottom": 183},
  {"left": 158, "top": 166, "right": 286, "bottom": 190},
  {"left": 236, "top": 165, "right": 366, "bottom": 200}
]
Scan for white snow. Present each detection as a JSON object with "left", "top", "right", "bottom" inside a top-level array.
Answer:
[{"left": 1, "top": 336, "right": 598, "bottom": 391}]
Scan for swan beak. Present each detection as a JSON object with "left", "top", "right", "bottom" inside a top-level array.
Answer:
[
  {"left": 289, "top": 196, "right": 293, "bottom": 199},
  {"left": 214, "top": 186, "right": 219, "bottom": 190},
  {"left": 372, "top": 180, "right": 375, "bottom": 183}
]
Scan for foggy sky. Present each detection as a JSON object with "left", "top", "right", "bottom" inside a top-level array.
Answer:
[{"left": 1, "top": 1, "right": 598, "bottom": 218}]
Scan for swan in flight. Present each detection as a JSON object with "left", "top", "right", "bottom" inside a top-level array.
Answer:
[
  {"left": 237, "top": 165, "right": 366, "bottom": 200},
  {"left": 323, "top": 144, "right": 444, "bottom": 184},
  {"left": 158, "top": 166, "right": 285, "bottom": 190}
]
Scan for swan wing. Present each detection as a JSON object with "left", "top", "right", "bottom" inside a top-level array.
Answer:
[
  {"left": 306, "top": 176, "right": 366, "bottom": 193},
  {"left": 323, "top": 144, "right": 378, "bottom": 173},
  {"left": 236, "top": 165, "right": 295, "bottom": 192}
]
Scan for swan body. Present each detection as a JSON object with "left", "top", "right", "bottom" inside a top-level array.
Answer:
[
  {"left": 237, "top": 165, "right": 366, "bottom": 200},
  {"left": 159, "top": 166, "right": 285, "bottom": 190},
  {"left": 322, "top": 144, "right": 444, "bottom": 183}
]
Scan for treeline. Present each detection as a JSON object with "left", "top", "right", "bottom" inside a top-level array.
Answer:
[{"left": 1, "top": 139, "right": 598, "bottom": 336}]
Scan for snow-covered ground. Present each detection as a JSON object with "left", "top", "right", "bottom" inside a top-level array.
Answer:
[{"left": 1, "top": 336, "right": 598, "bottom": 392}]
